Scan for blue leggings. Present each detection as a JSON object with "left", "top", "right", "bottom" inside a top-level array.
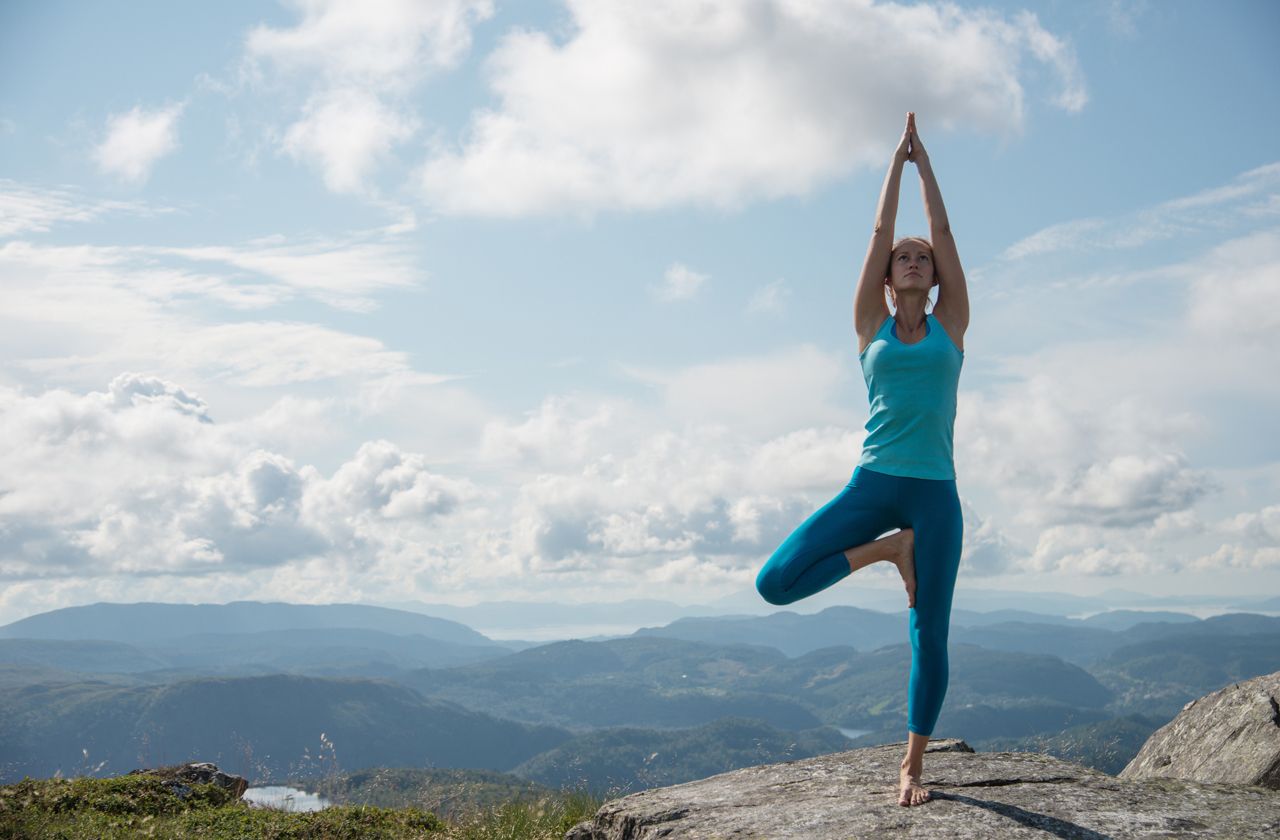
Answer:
[{"left": 755, "top": 465, "right": 963, "bottom": 736}]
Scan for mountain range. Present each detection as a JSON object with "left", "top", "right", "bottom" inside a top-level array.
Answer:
[{"left": 2, "top": 599, "right": 1277, "bottom": 793}]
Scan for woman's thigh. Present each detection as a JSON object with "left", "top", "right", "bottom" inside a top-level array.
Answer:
[
  {"left": 756, "top": 467, "right": 905, "bottom": 603},
  {"left": 901, "top": 478, "right": 963, "bottom": 629}
]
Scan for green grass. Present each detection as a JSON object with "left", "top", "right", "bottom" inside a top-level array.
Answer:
[{"left": 0, "top": 775, "right": 603, "bottom": 840}]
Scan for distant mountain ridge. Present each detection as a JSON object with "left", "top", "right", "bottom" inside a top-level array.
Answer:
[
  {"left": 0, "top": 601, "right": 494, "bottom": 647},
  {"left": 632, "top": 605, "right": 1262, "bottom": 665}
]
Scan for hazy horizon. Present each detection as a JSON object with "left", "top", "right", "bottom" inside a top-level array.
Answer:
[{"left": 5, "top": 587, "right": 1277, "bottom": 642}]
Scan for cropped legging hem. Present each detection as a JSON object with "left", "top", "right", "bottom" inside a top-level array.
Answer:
[{"left": 755, "top": 465, "right": 963, "bottom": 738}]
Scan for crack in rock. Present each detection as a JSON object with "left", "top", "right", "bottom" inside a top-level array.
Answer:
[{"left": 943, "top": 776, "right": 1080, "bottom": 788}]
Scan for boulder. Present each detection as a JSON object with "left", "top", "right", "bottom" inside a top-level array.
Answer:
[
  {"left": 128, "top": 762, "right": 248, "bottom": 799},
  {"left": 1120, "top": 669, "right": 1280, "bottom": 789},
  {"left": 566, "top": 738, "right": 1280, "bottom": 839}
]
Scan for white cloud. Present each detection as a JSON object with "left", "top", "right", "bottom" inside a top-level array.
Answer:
[
  {"left": 0, "top": 181, "right": 170, "bottom": 238},
  {"left": 1191, "top": 504, "right": 1280, "bottom": 570},
  {"left": 954, "top": 185, "right": 1280, "bottom": 577},
  {"left": 1044, "top": 453, "right": 1208, "bottom": 528},
  {"left": 245, "top": 0, "right": 493, "bottom": 89},
  {"left": 960, "top": 498, "right": 1020, "bottom": 576},
  {"left": 108, "top": 372, "right": 212, "bottom": 420},
  {"left": 745, "top": 427, "right": 862, "bottom": 494},
  {"left": 245, "top": 0, "right": 493, "bottom": 194},
  {"left": 0, "top": 377, "right": 478, "bottom": 582},
  {"left": 505, "top": 425, "right": 831, "bottom": 577},
  {"left": 1000, "top": 161, "right": 1280, "bottom": 262},
  {"left": 1027, "top": 525, "right": 1166, "bottom": 576},
  {"left": 149, "top": 233, "right": 422, "bottom": 312},
  {"left": 747, "top": 278, "right": 791, "bottom": 314},
  {"left": 93, "top": 104, "right": 184, "bottom": 184},
  {"left": 623, "top": 343, "right": 857, "bottom": 438},
  {"left": 958, "top": 380, "right": 1209, "bottom": 531},
  {"left": 282, "top": 88, "right": 419, "bottom": 194},
  {"left": 0, "top": 235, "right": 443, "bottom": 388},
  {"left": 1186, "top": 229, "right": 1280, "bottom": 338},
  {"left": 653, "top": 262, "right": 707, "bottom": 302},
  {"left": 418, "top": 0, "right": 1085, "bottom": 215},
  {"left": 165, "top": 321, "right": 413, "bottom": 387},
  {"left": 1015, "top": 9, "right": 1088, "bottom": 111},
  {"left": 479, "top": 394, "right": 619, "bottom": 466}
]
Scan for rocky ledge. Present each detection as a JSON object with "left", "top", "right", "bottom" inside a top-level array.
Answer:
[
  {"left": 566, "top": 737, "right": 1280, "bottom": 839},
  {"left": 1121, "top": 670, "right": 1280, "bottom": 789}
]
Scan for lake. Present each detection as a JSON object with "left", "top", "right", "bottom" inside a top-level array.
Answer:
[{"left": 242, "top": 785, "right": 331, "bottom": 812}]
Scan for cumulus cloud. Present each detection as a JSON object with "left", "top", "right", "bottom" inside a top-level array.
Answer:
[
  {"left": 245, "top": 0, "right": 493, "bottom": 194},
  {"left": 418, "top": 0, "right": 1086, "bottom": 215},
  {"left": 1027, "top": 525, "right": 1165, "bottom": 576},
  {"left": 1186, "top": 229, "right": 1280, "bottom": 339},
  {"left": 469, "top": 384, "right": 869, "bottom": 586},
  {"left": 245, "top": 0, "right": 493, "bottom": 89},
  {"left": 107, "top": 372, "right": 212, "bottom": 421},
  {"left": 479, "top": 394, "right": 620, "bottom": 466},
  {"left": 506, "top": 427, "right": 825, "bottom": 577},
  {"left": 481, "top": 391, "right": 877, "bottom": 590},
  {"left": 0, "top": 378, "right": 477, "bottom": 582},
  {"left": 1190, "top": 504, "right": 1280, "bottom": 570},
  {"left": 1043, "top": 453, "right": 1209, "bottom": 529},
  {"left": 653, "top": 262, "right": 707, "bottom": 302},
  {"left": 960, "top": 498, "right": 1020, "bottom": 576},
  {"left": 958, "top": 381, "right": 1209, "bottom": 532},
  {"left": 282, "top": 88, "right": 420, "bottom": 193},
  {"left": 93, "top": 104, "right": 184, "bottom": 184}
]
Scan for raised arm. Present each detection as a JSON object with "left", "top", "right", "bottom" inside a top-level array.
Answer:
[
  {"left": 910, "top": 118, "right": 969, "bottom": 342},
  {"left": 853, "top": 115, "right": 912, "bottom": 351}
]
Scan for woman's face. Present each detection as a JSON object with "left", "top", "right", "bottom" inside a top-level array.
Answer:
[{"left": 888, "top": 241, "right": 936, "bottom": 294}]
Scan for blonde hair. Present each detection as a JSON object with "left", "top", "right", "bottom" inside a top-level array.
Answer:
[{"left": 885, "top": 236, "right": 936, "bottom": 313}]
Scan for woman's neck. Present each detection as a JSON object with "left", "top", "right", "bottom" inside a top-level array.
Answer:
[{"left": 893, "top": 294, "right": 929, "bottom": 337}]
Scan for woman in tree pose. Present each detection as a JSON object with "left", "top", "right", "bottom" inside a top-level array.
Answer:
[{"left": 755, "top": 112, "right": 968, "bottom": 807}]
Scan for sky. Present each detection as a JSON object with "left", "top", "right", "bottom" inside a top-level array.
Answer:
[{"left": 1, "top": 0, "right": 1279, "bottom": 626}]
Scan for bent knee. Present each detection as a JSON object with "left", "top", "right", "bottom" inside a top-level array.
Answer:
[{"left": 755, "top": 571, "right": 797, "bottom": 606}]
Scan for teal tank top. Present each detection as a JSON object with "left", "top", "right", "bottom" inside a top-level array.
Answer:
[{"left": 857, "top": 313, "right": 963, "bottom": 480}]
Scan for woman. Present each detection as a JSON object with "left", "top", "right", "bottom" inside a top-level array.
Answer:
[{"left": 754, "top": 112, "right": 968, "bottom": 807}]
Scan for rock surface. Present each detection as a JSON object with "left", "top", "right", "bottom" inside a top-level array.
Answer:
[
  {"left": 565, "top": 738, "right": 1280, "bottom": 839},
  {"left": 1120, "top": 669, "right": 1280, "bottom": 789},
  {"left": 128, "top": 762, "right": 248, "bottom": 799}
]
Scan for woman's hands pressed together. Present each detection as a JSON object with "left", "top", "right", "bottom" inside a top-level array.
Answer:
[
  {"left": 894, "top": 113, "right": 914, "bottom": 164},
  {"left": 899, "top": 112, "right": 928, "bottom": 165}
]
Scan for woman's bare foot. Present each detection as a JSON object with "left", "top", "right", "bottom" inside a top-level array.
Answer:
[
  {"left": 889, "top": 528, "right": 917, "bottom": 609},
  {"left": 899, "top": 760, "right": 931, "bottom": 806},
  {"left": 842, "top": 528, "right": 917, "bottom": 609}
]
